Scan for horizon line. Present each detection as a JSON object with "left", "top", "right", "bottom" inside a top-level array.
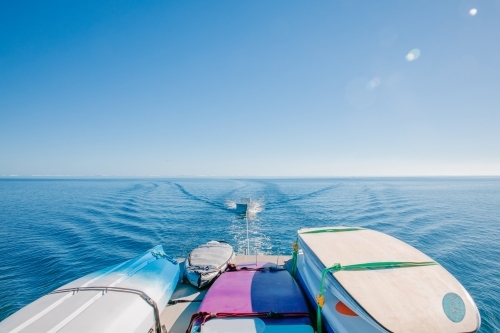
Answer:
[{"left": 1, "top": 175, "right": 499, "bottom": 179}]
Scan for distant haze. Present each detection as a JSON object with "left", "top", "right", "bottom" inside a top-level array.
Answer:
[{"left": 1, "top": 1, "right": 499, "bottom": 177}]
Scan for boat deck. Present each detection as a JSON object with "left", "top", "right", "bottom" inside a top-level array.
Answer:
[{"left": 159, "top": 255, "right": 292, "bottom": 333}]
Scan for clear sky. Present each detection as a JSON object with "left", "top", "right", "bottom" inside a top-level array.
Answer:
[{"left": 1, "top": 1, "right": 499, "bottom": 177}]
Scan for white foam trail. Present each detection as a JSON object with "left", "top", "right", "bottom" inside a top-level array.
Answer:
[
  {"left": 225, "top": 200, "right": 236, "bottom": 209},
  {"left": 226, "top": 198, "right": 270, "bottom": 255},
  {"left": 225, "top": 198, "right": 264, "bottom": 215},
  {"left": 248, "top": 199, "right": 264, "bottom": 214}
]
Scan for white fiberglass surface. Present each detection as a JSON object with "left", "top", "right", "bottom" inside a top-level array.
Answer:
[
  {"left": 202, "top": 318, "right": 314, "bottom": 333},
  {"left": 0, "top": 245, "right": 179, "bottom": 333},
  {"left": 297, "top": 252, "right": 385, "bottom": 333}
]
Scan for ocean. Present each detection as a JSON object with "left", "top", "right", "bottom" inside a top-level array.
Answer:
[{"left": 0, "top": 178, "right": 498, "bottom": 331}]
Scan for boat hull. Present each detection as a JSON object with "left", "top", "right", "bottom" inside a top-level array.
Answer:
[
  {"left": 0, "top": 245, "right": 180, "bottom": 333},
  {"left": 235, "top": 203, "right": 248, "bottom": 213},
  {"left": 296, "top": 227, "right": 480, "bottom": 333},
  {"left": 297, "top": 253, "right": 384, "bottom": 333}
]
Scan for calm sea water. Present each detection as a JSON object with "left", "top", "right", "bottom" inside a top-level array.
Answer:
[{"left": 0, "top": 178, "right": 499, "bottom": 331}]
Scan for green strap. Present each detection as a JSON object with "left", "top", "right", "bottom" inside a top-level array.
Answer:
[
  {"left": 299, "top": 226, "right": 365, "bottom": 234},
  {"left": 316, "top": 265, "right": 340, "bottom": 333},
  {"left": 291, "top": 235, "right": 299, "bottom": 277},
  {"left": 315, "top": 261, "right": 438, "bottom": 333},
  {"left": 291, "top": 227, "right": 364, "bottom": 278},
  {"left": 330, "top": 261, "right": 438, "bottom": 271}
]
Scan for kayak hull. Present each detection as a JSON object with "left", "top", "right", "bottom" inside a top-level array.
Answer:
[{"left": 0, "top": 245, "right": 179, "bottom": 333}]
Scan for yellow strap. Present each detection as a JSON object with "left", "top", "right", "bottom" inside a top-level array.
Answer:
[{"left": 315, "top": 293, "right": 325, "bottom": 308}]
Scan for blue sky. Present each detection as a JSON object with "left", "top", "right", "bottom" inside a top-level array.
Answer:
[{"left": 1, "top": 0, "right": 499, "bottom": 176}]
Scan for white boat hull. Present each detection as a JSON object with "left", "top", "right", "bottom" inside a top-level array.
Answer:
[
  {"left": 0, "top": 245, "right": 180, "bottom": 333},
  {"left": 297, "top": 252, "right": 385, "bottom": 333},
  {"left": 296, "top": 227, "right": 480, "bottom": 333}
]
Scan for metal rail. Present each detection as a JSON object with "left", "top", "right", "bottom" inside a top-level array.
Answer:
[{"left": 49, "top": 286, "right": 162, "bottom": 333}]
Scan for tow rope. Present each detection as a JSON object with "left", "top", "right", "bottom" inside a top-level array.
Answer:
[{"left": 315, "top": 261, "right": 437, "bottom": 333}]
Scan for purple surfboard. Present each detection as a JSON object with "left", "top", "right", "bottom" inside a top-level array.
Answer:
[{"left": 188, "top": 262, "right": 313, "bottom": 333}]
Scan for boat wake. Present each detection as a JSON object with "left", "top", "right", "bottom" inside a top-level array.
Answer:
[
  {"left": 225, "top": 200, "right": 237, "bottom": 209},
  {"left": 225, "top": 198, "right": 271, "bottom": 255},
  {"left": 225, "top": 199, "right": 264, "bottom": 215},
  {"left": 248, "top": 200, "right": 264, "bottom": 214}
]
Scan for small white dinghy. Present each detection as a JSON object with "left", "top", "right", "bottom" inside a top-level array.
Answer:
[
  {"left": 235, "top": 198, "right": 252, "bottom": 214},
  {"left": 294, "top": 227, "right": 481, "bottom": 333},
  {"left": 0, "top": 245, "right": 179, "bottom": 333},
  {"left": 185, "top": 241, "right": 234, "bottom": 288}
]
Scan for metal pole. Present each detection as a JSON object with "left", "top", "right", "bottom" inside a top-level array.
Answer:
[{"left": 246, "top": 213, "right": 250, "bottom": 256}]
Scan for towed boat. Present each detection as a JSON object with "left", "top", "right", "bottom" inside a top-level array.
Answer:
[
  {"left": 235, "top": 198, "right": 252, "bottom": 214},
  {"left": 185, "top": 241, "right": 234, "bottom": 288},
  {"left": 0, "top": 245, "right": 179, "bottom": 333},
  {"left": 293, "top": 226, "right": 481, "bottom": 333},
  {"left": 187, "top": 261, "right": 313, "bottom": 333}
]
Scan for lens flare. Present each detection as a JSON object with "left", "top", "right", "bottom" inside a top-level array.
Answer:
[
  {"left": 406, "top": 49, "right": 421, "bottom": 62},
  {"left": 469, "top": 8, "right": 477, "bottom": 16},
  {"left": 366, "top": 77, "right": 381, "bottom": 90}
]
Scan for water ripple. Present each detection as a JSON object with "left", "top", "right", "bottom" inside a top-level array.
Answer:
[{"left": 0, "top": 178, "right": 499, "bottom": 331}]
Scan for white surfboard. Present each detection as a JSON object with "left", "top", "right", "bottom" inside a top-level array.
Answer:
[
  {"left": 296, "top": 227, "right": 480, "bottom": 333},
  {"left": 0, "top": 245, "right": 180, "bottom": 333}
]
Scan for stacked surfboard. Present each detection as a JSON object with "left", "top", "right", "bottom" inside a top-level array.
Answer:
[
  {"left": 295, "top": 227, "right": 480, "bottom": 333},
  {"left": 0, "top": 245, "right": 180, "bottom": 333},
  {"left": 185, "top": 241, "right": 234, "bottom": 288}
]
